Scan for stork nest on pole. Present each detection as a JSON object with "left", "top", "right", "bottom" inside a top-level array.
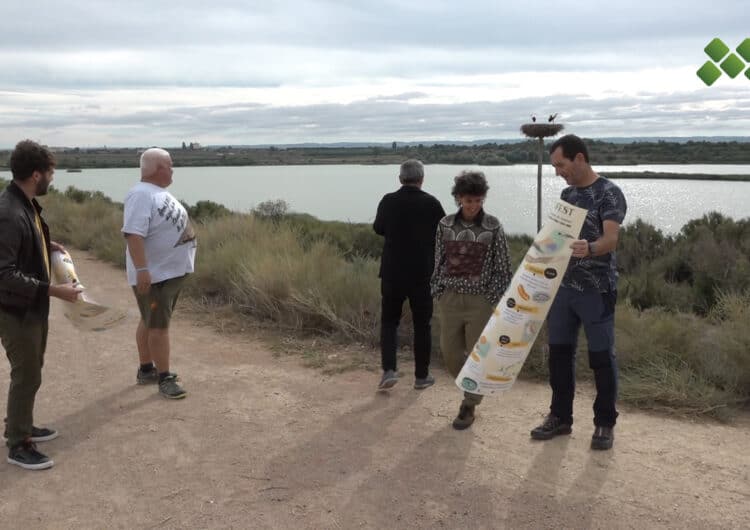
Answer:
[{"left": 520, "top": 123, "right": 564, "bottom": 138}]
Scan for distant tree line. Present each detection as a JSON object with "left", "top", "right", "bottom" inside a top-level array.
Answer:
[{"left": 2, "top": 140, "right": 750, "bottom": 169}]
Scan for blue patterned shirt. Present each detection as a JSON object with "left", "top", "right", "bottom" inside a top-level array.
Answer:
[{"left": 560, "top": 177, "right": 627, "bottom": 292}]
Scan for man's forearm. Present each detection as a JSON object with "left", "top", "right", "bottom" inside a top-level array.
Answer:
[{"left": 125, "top": 234, "right": 148, "bottom": 269}]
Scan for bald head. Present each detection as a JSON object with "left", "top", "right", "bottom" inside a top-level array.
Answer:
[{"left": 140, "top": 147, "right": 173, "bottom": 187}]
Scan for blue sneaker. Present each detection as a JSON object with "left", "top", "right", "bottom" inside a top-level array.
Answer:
[
  {"left": 378, "top": 370, "right": 399, "bottom": 390},
  {"left": 414, "top": 374, "right": 435, "bottom": 390}
]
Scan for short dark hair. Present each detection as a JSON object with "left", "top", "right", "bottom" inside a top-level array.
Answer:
[
  {"left": 10, "top": 140, "right": 56, "bottom": 181},
  {"left": 549, "top": 134, "right": 589, "bottom": 163},
  {"left": 451, "top": 170, "right": 489, "bottom": 203},
  {"left": 399, "top": 159, "right": 424, "bottom": 184}
]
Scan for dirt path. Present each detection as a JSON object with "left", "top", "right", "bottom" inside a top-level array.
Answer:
[{"left": 1, "top": 252, "right": 748, "bottom": 529}]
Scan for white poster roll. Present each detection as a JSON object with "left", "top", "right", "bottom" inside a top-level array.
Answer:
[
  {"left": 50, "top": 250, "right": 127, "bottom": 332},
  {"left": 455, "top": 199, "right": 588, "bottom": 395}
]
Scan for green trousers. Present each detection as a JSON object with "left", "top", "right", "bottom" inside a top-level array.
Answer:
[
  {"left": 437, "top": 291, "right": 495, "bottom": 407},
  {"left": 1, "top": 310, "right": 48, "bottom": 448}
]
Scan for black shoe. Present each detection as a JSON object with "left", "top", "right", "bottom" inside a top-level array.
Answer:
[
  {"left": 3, "top": 425, "right": 58, "bottom": 443},
  {"left": 591, "top": 426, "right": 614, "bottom": 450},
  {"left": 30, "top": 426, "right": 58, "bottom": 442},
  {"left": 530, "top": 414, "right": 572, "bottom": 440},
  {"left": 7, "top": 440, "right": 54, "bottom": 470},
  {"left": 452, "top": 404, "right": 476, "bottom": 430}
]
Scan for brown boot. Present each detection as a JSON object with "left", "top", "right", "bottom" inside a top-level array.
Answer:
[{"left": 452, "top": 403, "right": 476, "bottom": 430}]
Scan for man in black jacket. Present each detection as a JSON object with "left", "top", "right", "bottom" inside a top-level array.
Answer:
[
  {"left": 374, "top": 160, "right": 445, "bottom": 390},
  {"left": 0, "top": 140, "right": 81, "bottom": 470}
]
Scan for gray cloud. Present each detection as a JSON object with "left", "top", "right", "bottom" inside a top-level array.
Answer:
[
  {"left": 2, "top": 1, "right": 749, "bottom": 145},
  {"left": 3, "top": 88, "right": 749, "bottom": 147}
]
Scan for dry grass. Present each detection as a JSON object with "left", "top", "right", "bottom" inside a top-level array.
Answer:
[{"left": 15, "top": 180, "right": 749, "bottom": 419}]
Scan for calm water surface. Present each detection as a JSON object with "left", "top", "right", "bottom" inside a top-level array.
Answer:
[{"left": 3, "top": 164, "right": 747, "bottom": 235}]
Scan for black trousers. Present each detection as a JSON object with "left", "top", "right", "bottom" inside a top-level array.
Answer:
[{"left": 380, "top": 279, "right": 432, "bottom": 379}]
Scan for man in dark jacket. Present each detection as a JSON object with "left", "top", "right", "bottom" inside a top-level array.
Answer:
[
  {"left": 0, "top": 140, "right": 81, "bottom": 470},
  {"left": 374, "top": 159, "right": 445, "bottom": 390}
]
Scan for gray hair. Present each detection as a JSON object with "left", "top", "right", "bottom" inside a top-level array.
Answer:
[
  {"left": 399, "top": 159, "right": 424, "bottom": 184},
  {"left": 140, "top": 147, "right": 171, "bottom": 178}
]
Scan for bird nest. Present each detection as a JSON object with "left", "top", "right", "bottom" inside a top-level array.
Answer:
[{"left": 520, "top": 123, "right": 564, "bottom": 138}]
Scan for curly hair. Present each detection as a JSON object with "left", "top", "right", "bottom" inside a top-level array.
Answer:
[
  {"left": 451, "top": 170, "right": 489, "bottom": 204},
  {"left": 10, "top": 140, "right": 56, "bottom": 181}
]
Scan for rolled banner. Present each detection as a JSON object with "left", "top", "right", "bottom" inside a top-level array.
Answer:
[
  {"left": 51, "top": 249, "right": 85, "bottom": 290},
  {"left": 50, "top": 250, "right": 127, "bottom": 332},
  {"left": 455, "top": 200, "right": 587, "bottom": 395}
]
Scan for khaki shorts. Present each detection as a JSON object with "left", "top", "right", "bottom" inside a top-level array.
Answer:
[{"left": 132, "top": 275, "right": 187, "bottom": 329}]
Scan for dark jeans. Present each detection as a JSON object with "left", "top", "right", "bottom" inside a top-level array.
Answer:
[
  {"left": 547, "top": 287, "right": 619, "bottom": 427},
  {"left": 380, "top": 279, "right": 432, "bottom": 379},
  {"left": 1, "top": 310, "right": 48, "bottom": 448}
]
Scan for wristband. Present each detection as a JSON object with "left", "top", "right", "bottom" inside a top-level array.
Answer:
[
  {"left": 587, "top": 241, "right": 596, "bottom": 256},
  {"left": 136, "top": 267, "right": 149, "bottom": 272}
]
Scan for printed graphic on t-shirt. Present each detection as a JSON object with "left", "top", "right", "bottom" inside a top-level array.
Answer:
[
  {"left": 560, "top": 178, "right": 627, "bottom": 292},
  {"left": 156, "top": 196, "right": 196, "bottom": 247},
  {"left": 176, "top": 220, "right": 196, "bottom": 247}
]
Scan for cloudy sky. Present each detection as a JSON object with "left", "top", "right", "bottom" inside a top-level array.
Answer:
[{"left": 1, "top": 0, "right": 749, "bottom": 147}]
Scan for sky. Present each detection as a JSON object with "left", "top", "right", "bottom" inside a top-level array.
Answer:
[{"left": 1, "top": 0, "right": 749, "bottom": 147}]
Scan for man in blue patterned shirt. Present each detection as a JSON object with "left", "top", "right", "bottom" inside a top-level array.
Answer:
[{"left": 531, "top": 135, "right": 627, "bottom": 450}]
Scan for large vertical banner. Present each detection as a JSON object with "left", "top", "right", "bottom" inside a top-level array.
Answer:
[{"left": 455, "top": 200, "right": 587, "bottom": 395}]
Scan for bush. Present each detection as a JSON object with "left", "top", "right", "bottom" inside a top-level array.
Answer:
[
  {"left": 253, "top": 199, "right": 289, "bottom": 221},
  {"left": 182, "top": 200, "right": 231, "bottom": 223},
  {"left": 25, "top": 186, "right": 750, "bottom": 418}
]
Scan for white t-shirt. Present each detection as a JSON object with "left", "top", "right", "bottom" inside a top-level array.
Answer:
[{"left": 122, "top": 182, "right": 197, "bottom": 286}]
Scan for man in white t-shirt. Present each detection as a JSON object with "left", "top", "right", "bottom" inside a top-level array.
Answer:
[{"left": 122, "top": 148, "right": 196, "bottom": 399}]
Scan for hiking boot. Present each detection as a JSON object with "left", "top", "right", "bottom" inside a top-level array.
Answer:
[
  {"left": 7, "top": 440, "right": 54, "bottom": 470},
  {"left": 591, "top": 426, "right": 614, "bottom": 450},
  {"left": 452, "top": 404, "right": 476, "bottom": 430},
  {"left": 378, "top": 369, "right": 399, "bottom": 390},
  {"left": 137, "top": 368, "right": 179, "bottom": 385},
  {"left": 3, "top": 425, "right": 58, "bottom": 443},
  {"left": 530, "top": 414, "right": 572, "bottom": 440},
  {"left": 414, "top": 374, "right": 435, "bottom": 390},
  {"left": 158, "top": 375, "right": 187, "bottom": 399}
]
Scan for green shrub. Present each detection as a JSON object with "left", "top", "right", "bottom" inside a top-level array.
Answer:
[{"left": 20, "top": 185, "right": 750, "bottom": 418}]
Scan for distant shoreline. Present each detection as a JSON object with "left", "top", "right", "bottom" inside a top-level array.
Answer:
[
  {"left": 2, "top": 167, "right": 749, "bottom": 182},
  {"left": 601, "top": 171, "right": 750, "bottom": 182},
  {"left": 3, "top": 139, "right": 750, "bottom": 169}
]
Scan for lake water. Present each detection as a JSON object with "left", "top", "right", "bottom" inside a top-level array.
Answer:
[{"left": 2, "top": 164, "right": 748, "bottom": 235}]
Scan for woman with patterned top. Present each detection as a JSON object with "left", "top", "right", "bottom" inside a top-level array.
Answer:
[{"left": 431, "top": 171, "right": 513, "bottom": 430}]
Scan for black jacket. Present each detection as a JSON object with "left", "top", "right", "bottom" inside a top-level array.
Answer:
[
  {"left": 373, "top": 185, "right": 445, "bottom": 283},
  {"left": 0, "top": 181, "right": 52, "bottom": 318}
]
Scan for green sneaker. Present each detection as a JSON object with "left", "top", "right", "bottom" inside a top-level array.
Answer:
[
  {"left": 158, "top": 375, "right": 187, "bottom": 399},
  {"left": 137, "top": 369, "right": 179, "bottom": 385}
]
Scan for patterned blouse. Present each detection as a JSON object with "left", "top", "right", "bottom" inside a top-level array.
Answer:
[{"left": 430, "top": 209, "right": 513, "bottom": 305}]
